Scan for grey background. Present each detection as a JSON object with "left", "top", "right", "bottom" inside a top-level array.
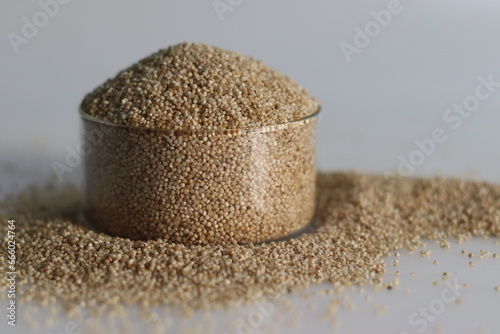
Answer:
[
  {"left": 1, "top": 0, "right": 500, "bottom": 333},
  {"left": 2, "top": 0, "right": 500, "bottom": 181}
]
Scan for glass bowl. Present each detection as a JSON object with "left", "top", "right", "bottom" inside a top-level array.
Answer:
[{"left": 80, "top": 109, "right": 319, "bottom": 245}]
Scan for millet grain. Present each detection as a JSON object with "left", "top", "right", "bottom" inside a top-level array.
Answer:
[
  {"left": 1, "top": 172, "right": 499, "bottom": 314},
  {"left": 81, "top": 43, "right": 319, "bottom": 130},
  {"left": 80, "top": 42, "right": 320, "bottom": 244}
]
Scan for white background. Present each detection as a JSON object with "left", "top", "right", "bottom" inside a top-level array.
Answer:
[{"left": 1, "top": 0, "right": 500, "bottom": 333}]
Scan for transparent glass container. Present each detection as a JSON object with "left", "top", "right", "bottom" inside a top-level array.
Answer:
[{"left": 81, "top": 109, "right": 319, "bottom": 245}]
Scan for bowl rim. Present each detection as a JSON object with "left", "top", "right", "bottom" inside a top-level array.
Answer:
[{"left": 79, "top": 107, "right": 321, "bottom": 134}]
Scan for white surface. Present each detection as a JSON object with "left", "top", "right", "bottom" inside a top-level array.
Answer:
[{"left": 1, "top": 0, "right": 500, "bottom": 333}]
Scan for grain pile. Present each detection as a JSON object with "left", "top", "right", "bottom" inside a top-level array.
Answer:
[
  {"left": 80, "top": 43, "right": 320, "bottom": 244},
  {"left": 81, "top": 43, "right": 319, "bottom": 130},
  {"left": 1, "top": 172, "right": 499, "bottom": 313}
]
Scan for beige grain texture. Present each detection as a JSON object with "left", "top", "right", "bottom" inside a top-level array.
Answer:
[
  {"left": 1, "top": 172, "right": 499, "bottom": 313},
  {"left": 80, "top": 42, "right": 319, "bottom": 244}
]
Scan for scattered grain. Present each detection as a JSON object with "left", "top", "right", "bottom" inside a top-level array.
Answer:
[
  {"left": 420, "top": 250, "right": 431, "bottom": 258},
  {"left": 1, "top": 171, "right": 499, "bottom": 316}
]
